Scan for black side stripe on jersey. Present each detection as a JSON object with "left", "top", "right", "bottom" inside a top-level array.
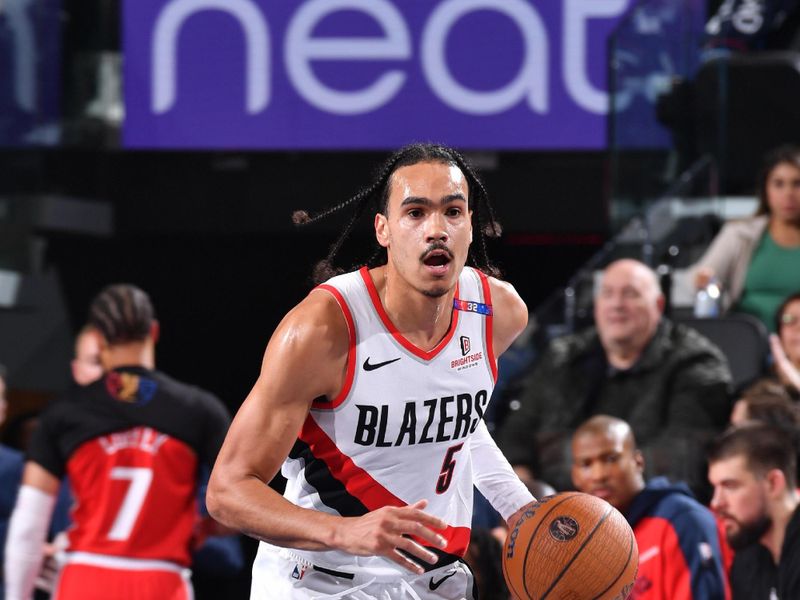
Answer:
[
  {"left": 288, "top": 439, "right": 369, "bottom": 518},
  {"left": 288, "top": 438, "right": 464, "bottom": 573}
]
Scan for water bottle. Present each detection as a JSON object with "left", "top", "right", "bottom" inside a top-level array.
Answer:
[{"left": 694, "top": 278, "right": 721, "bottom": 318}]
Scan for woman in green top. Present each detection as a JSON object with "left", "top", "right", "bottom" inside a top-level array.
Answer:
[{"left": 692, "top": 145, "right": 800, "bottom": 331}]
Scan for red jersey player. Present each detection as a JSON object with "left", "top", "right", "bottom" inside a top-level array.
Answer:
[{"left": 4, "top": 284, "right": 230, "bottom": 600}]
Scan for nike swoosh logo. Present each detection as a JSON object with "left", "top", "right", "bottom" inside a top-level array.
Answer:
[
  {"left": 429, "top": 570, "right": 457, "bottom": 590},
  {"left": 362, "top": 356, "right": 401, "bottom": 371}
]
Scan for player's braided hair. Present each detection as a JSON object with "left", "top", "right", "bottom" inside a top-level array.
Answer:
[
  {"left": 88, "top": 284, "right": 155, "bottom": 345},
  {"left": 293, "top": 143, "right": 502, "bottom": 283}
]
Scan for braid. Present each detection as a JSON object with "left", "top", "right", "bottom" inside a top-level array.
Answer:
[
  {"left": 293, "top": 143, "right": 504, "bottom": 283},
  {"left": 88, "top": 284, "right": 155, "bottom": 345},
  {"left": 445, "top": 151, "right": 502, "bottom": 279}
]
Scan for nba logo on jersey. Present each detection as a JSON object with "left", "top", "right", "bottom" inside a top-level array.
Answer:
[
  {"left": 106, "top": 372, "right": 158, "bottom": 405},
  {"left": 460, "top": 336, "right": 471, "bottom": 356},
  {"left": 291, "top": 564, "right": 306, "bottom": 580}
]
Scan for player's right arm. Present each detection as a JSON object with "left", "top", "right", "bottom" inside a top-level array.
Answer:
[{"left": 207, "top": 289, "right": 447, "bottom": 574}]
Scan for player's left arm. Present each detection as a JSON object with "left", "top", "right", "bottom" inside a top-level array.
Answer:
[
  {"left": 488, "top": 277, "right": 528, "bottom": 356},
  {"left": 469, "top": 277, "right": 534, "bottom": 528},
  {"left": 5, "top": 462, "right": 61, "bottom": 600}
]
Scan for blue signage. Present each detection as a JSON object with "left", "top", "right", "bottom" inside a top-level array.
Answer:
[{"left": 123, "top": 0, "right": 635, "bottom": 149}]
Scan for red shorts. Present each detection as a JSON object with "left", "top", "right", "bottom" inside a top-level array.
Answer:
[{"left": 54, "top": 555, "right": 192, "bottom": 600}]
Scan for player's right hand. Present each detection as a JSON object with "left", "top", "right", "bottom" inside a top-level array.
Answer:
[{"left": 332, "top": 499, "right": 448, "bottom": 574}]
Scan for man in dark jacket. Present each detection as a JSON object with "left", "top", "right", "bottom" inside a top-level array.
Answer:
[
  {"left": 709, "top": 423, "right": 800, "bottom": 600},
  {"left": 572, "top": 415, "right": 730, "bottom": 600},
  {"left": 499, "top": 259, "right": 732, "bottom": 493}
]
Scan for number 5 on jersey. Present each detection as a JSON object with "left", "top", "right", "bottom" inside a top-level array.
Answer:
[{"left": 436, "top": 443, "right": 464, "bottom": 494}]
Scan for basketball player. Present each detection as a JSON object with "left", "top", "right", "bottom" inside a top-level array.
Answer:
[
  {"left": 4, "top": 284, "right": 231, "bottom": 600},
  {"left": 207, "top": 143, "right": 535, "bottom": 599}
]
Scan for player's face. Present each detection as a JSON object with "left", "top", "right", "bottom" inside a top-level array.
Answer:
[
  {"left": 71, "top": 329, "right": 104, "bottom": 386},
  {"left": 375, "top": 161, "right": 472, "bottom": 298},
  {"left": 766, "top": 162, "right": 800, "bottom": 226},
  {"left": 779, "top": 299, "right": 800, "bottom": 366},
  {"left": 571, "top": 431, "right": 644, "bottom": 513},
  {"left": 709, "top": 455, "right": 772, "bottom": 550},
  {"left": 594, "top": 261, "right": 663, "bottom": 354}
]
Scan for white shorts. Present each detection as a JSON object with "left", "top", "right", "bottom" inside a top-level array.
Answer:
[{"left": 250, "top": 543, "right": 476, "bottom": 600}]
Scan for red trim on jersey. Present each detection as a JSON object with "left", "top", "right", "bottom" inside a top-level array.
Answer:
[
  {"left": 358, "top": 267, "right": 460, "bottom": 361},
  {"left": 312, "top": 285, "right": 357, "bottom": 410},
  {"left": 300, "top": 415, "right": 471, "bottom": 557},
  {"left": 475, "top": 270, "right": 497, "bottom": 382}
]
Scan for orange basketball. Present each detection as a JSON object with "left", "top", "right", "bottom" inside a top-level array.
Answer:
[{"left": 502, "top": 491, "right": 638, "bottom": 600}]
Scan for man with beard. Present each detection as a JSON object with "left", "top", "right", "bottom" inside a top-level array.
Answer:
[{"left": 708, "top": 423, "right": 800, "bottom": 599}]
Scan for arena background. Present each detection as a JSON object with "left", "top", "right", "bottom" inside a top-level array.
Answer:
[{"left": 2, "top": 0, "right": 796, "bottom": 596}]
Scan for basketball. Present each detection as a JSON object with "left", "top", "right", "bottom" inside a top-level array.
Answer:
[{"left": 502, "top": 492, "right": 638, "bottom": 600}]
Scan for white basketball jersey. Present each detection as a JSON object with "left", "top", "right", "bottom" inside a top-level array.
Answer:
[{"left": 278, "top": 266, "right": 497, "bottom": 572}]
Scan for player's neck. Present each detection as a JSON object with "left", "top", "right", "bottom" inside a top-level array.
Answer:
[
  {"left": 376, "top": 267, "right": 455, "bottom": 350},
  {"left": 101, "top": 341, "right": 156, "bottom": 371}
]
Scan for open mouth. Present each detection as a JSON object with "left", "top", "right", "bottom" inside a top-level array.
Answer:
[{"left": 423, "top": 251, "right": 452, "bottom": 267}]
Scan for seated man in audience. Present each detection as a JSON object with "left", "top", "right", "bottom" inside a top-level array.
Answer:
[
  {"left": 708, "top": 424, "right": 800, "bottom": 599},
  {"left": 572, "top": 415, "right": 730, "bottom": 600},
  {"left": 499, "top": 258, "right": 732, "bottom": 493}
]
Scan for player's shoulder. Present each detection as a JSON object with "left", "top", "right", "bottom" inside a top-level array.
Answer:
[
  {"left": 149, "top": 370, "right": 229, "bottom": 419},
  {"left": 37, "top": 385, "right": 92, "bottom": 423},
  {"left": 263, "top": 282, "right": 352, "bottom": 367},
  {"left": 288, "top": 282, "right": 352, "bottom": 338},
  {"left": 487, "top": 275, "right": 524, "bottom": 307},
  {"left": 486, "top": 274, "right": 527, "bottom": 327}
]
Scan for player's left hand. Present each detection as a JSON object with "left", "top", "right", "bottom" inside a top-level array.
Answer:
[
  {"left": 507, "top": 501, "right": 536, "bottom": 530},
  {"left": 36, "top": 532, "right": 68, "bottom": 593}
]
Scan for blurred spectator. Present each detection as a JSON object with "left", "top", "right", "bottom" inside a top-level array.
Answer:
[
  {"left": 730, "top": 380, "right": 799, "bottom": 426},
  {"left": 572, "top": 415, "right": 730, "bottom": 600},
  {"left": 770, "top": 292, "right": 800, "bottom": 396},
  {"left": 708, "top": 424, "right": 800, "bottom": 599},
  {"left": 498, "top": 259, "right": 732, "bottom": 494},
  {"left": 70, "top": 325, "right": 103, "bottom": 387},
  {"left": 4, "top": 284, "right": 231, "bottom": 600},
  {"left": 691, "top": 145, "right": 800, "bottom": 331},
  {"left": 0, "top": 364, "right": 24, "bottom": 600}
]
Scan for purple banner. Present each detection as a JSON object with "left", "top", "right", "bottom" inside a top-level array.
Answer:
[{"left": 123, "top": 0, "right": 635, "bottom": 149}]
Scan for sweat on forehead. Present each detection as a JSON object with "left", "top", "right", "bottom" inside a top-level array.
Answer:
[{"left": 384, "top": 161, "right": 468, "bottom": 212}]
